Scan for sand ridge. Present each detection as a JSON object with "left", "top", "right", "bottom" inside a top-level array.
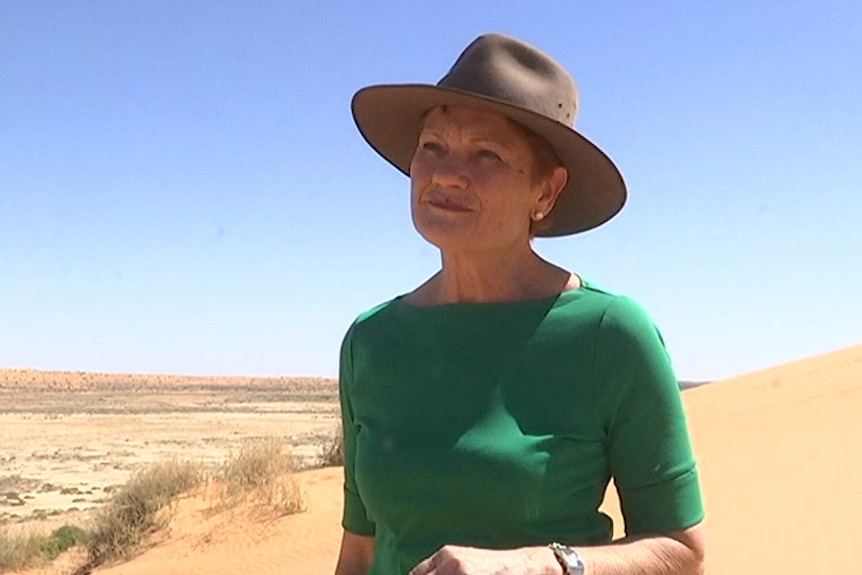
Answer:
[{"left": 0, "top": 369, "right": 334, "bottom": 393}]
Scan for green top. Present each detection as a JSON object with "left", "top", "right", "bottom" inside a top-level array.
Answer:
[{"left": 339, "top": 281, "right": 704, "bottom": 575}]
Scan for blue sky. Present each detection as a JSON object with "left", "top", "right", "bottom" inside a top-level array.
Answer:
[{"left": 1, "top": 1, "right": 860, "bottom": 380}]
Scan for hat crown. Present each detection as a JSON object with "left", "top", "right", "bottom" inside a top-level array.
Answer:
[{"left": 438, "top": 34, "right": 579, "bottom": 129}]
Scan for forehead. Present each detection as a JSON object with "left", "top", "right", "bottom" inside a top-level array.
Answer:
[{"left": 420, "top": 105, "right": 528, "bottom": 142}]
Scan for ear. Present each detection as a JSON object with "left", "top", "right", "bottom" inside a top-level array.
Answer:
[{"left": 535, "top": 166, "right": 568, "bottom": 216}]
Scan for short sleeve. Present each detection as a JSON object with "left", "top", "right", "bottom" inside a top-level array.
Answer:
[
  {"left": 595, "top": 296, "right": 704, "bottom": 535},
  {"left": 339, "top": 324, "right": 377, "bottom": 536}
]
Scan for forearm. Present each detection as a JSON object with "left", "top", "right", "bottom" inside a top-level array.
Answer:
[
  {"left": 508, "top": 536, "right": 701, "bottom": 575},
  {"left": 334, "top": 558, "right": 370, "bottom": 575},
  {"left": 409, "top": 529, "right": 704, "bottom": 575},
  {"left": 574, "top": 533, "right": 704, "bottom": 575},
  {"left": 333, "top": 531, "right": 374, "bottom": 575}
]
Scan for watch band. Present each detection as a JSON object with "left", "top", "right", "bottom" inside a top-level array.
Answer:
[{"left": 549, "top": 542, "right": 586, "bottom": 575}]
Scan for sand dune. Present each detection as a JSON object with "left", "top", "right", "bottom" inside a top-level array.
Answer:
[
  {"left": 11, "top": 343, "right": 862, "bottom": 574},
  {"left": 683, "top": 343, "right": 862, "bottom": 574},
  {"left": 93, "top": 468, "right": 344, "bottom": 575}
]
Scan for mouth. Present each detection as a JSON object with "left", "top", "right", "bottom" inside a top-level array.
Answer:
[{"left": 425, "top": 196, "right": 472, "bottom": 213}]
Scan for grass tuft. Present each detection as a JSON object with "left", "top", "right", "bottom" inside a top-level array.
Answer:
[
  {"left": 0, "top": 528, "right": 46, "bottom": 572},
  {"left": 0, "top": 524, "right": 90, "bottom": 572},
  {"left": 83, "top": 459, "right": 204, "bottom": 569},
  {"left": 14, "top": 439, "right": 308, "bottom": 575},
  {"left": 218, "top": 438, "right": 305, "bottom": 515},
  {"left": 319, "top": 427, "right": 344, "bottom": 468}
]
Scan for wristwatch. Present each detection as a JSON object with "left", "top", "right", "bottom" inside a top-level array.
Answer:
[{"left": 549, "top": 542, "right": 586, "bottom": 575}]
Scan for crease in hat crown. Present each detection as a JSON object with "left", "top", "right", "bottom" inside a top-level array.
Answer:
[
  {"left": 438, "top": 33, "right": 580, "bottom": 128},
  {"left": 351, "top": 33, "right": 627, "bottom": 237}
]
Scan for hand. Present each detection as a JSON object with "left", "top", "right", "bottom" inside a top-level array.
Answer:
[{"left": 409, "top": 545, "right": 561, "bottom": 575}]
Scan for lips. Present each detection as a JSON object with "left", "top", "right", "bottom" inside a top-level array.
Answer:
[{"left": 424, "top": 194, "right": 472, "bottom": 212}]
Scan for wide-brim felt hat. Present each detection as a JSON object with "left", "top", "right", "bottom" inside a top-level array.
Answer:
[{"left": 351, "top": 33, "right": 627, "bottom": 237}]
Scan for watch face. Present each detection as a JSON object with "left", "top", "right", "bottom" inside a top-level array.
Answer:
[{"left": 550, "top": 543, "right": 585, "bottom": 575}]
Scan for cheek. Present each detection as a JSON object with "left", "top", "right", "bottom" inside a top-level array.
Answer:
[
  {"left": 409, "top": 177, "right": 429, "bottom": 227},
  {"left": 409, "top": 151, "right": 430, "bottom": 179},
  {"left": 475, "top": 174, "right": 533, "bottom": 213},
  {"left": 409, "top": 159, "right": 428, "bottom": 194},
  {"left": 409, "top": 178, "right": 421, "bottom": 209},
  {"left": 410, "top": 154, "right": 446, "bottom": 210}
]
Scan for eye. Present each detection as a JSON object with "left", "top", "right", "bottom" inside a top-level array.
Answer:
[
  {"left": 477, "top": 149, "right": 503, "bottom": 161},
  {"left": 420, "top": 140, "right": 444, "bottom": 153}
]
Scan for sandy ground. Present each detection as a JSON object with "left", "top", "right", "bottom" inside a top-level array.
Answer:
[
  {"left": 683, "top": 343, "right": 862, "bottom": 574},
  {"left": 0, "top": 371, "right": 339, "bottom": 531},
  {"left": 4, "top": 343, "right": 862, "bottom": 574}
]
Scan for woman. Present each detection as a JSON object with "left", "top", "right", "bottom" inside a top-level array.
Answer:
[{"left": 335, "top": 34, "right": 705, "bottom": 575}]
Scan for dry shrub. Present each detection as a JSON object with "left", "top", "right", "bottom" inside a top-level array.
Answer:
[
  {"left": 0, "top": 524, "right": 89, "bottom": 572},
  {"left": 66, "top": 439, "right": 304, "bottom": 574},
  {"left": 83, "top": 459, "right": 204, "bottom": 569},
  {"left": 42, "top": 525, "right": 89, "bottom": 560},
  {"left": 319, "top": 427, "right": 344, "bottom": 467},
  {"left": 0, "top": 527, "right": 47, "bottom": 572},
  {"left": 218, "top": 438, "right": 305, "bottom": 516}
]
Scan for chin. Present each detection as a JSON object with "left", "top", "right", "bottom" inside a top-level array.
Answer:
[{"left": 412, "top": 216, "right": 476, "bottom": 253}]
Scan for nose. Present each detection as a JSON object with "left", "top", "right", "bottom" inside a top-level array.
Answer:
[{"left": 429, "top": 151, "right": 469, "bottom": 189}]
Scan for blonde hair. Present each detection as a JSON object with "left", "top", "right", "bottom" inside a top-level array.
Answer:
[
  {"left": 509, "top": 121, "right": 565, "bottom": 237},
  {"left": 508, "top": 120, "right": 563, "bottom": 186}
]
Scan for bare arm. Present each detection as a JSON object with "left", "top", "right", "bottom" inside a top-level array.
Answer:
[
  {"left": 576, "top": 523, "right": 705, "bottom": 575},
  {"left": 334, "top": 530, "right": 375, "bottom": 575},
  {"left": 409, "top": 523, "right": 705, "bottom": 575}
]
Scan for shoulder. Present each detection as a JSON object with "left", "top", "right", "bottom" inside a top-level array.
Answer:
[
  {"left": 339, "top": 298, "right": 403, "bottom": 381},
  {"left": 559, "top": 280, "right": 660, "bottom": 343},
  {"left": 577, "top": 283, "right": 672, "bottom": 386},
  {"left": 579, "top": 281, "right": 662, "bottom": 342},
  {"left": 340, "top": 297, "right": 406, "bottom": 351},
  {"left": 353, "top": 298, "right": 400, "bottom": 326}
]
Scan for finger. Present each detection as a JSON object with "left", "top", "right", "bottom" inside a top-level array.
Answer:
[{"left": 409, "top": 552, "right": 437, "bottom": 575}]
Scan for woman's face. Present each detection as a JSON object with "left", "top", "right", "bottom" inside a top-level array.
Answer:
[{"left": 409, "top": 106, "right": 562, "bottom": 255}]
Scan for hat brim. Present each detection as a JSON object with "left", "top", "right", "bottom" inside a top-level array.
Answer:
[{"left": 352, "top": 84, "right": 627, "bottom": 237}]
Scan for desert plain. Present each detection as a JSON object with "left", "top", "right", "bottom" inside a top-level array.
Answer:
[{"left": 2, "top": 343, "right": 862, "bottom": 574}]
